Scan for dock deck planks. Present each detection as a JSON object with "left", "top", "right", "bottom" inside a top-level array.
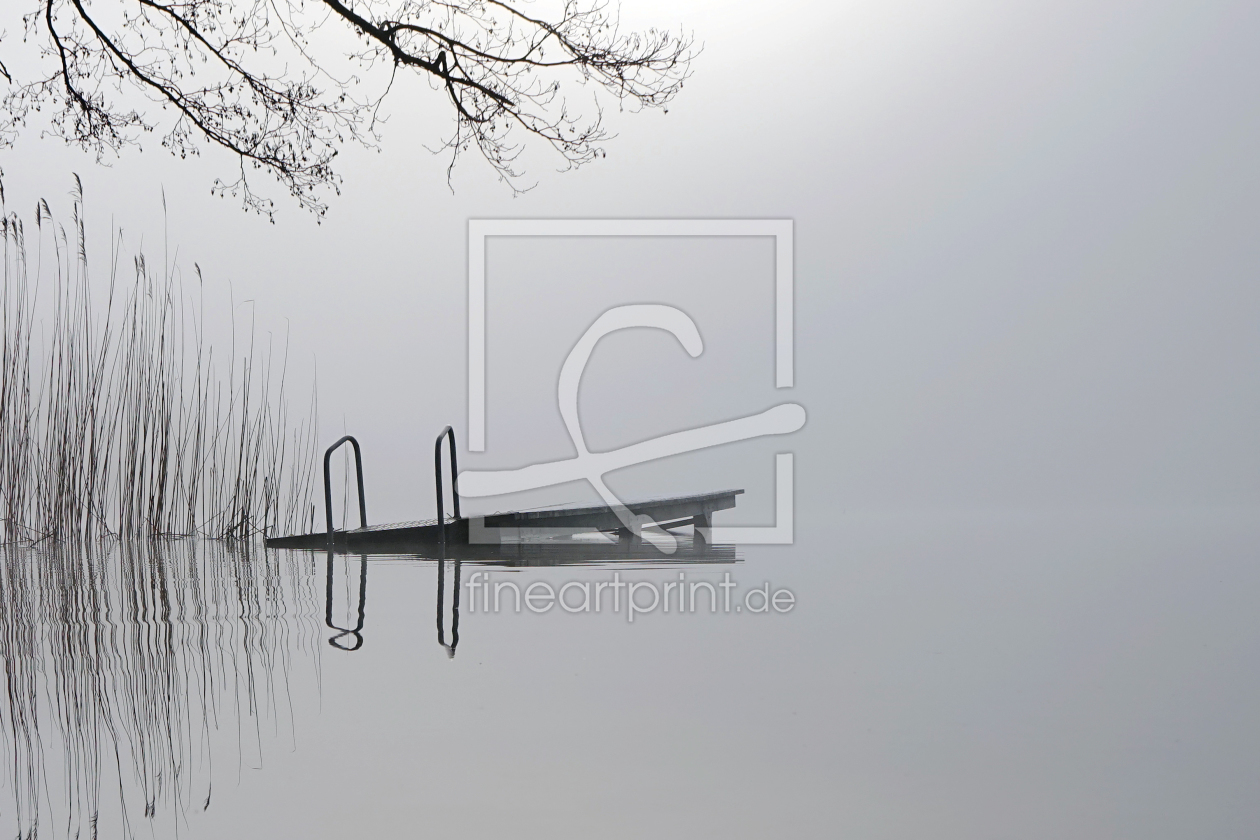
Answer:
[{"left": 266, "top": 489, "right": 743, "bottom": 552}]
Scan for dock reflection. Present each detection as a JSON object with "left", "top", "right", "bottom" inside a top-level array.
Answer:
[{"left": 322, "top": 533, "right": 739, "bottom": 657}]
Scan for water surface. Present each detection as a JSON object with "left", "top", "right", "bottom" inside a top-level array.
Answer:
[{"left": 3, "top": 510, "right": 1258, "bottom": 838}]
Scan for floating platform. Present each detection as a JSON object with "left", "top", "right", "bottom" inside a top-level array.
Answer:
[
  {"left": 266, "top": 489, "right": 744, "bottom": 554},
  {"left": 315, "top": 534, "right": 738, "bottom": 564}
]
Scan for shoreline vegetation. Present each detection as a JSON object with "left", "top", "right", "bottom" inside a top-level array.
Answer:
[{"left": 0, "top": 176, "right": 318, "bottom": 544}]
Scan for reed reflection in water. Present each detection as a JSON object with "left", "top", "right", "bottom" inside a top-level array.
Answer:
[{"left": 0, "top": 539, "right": 321, "bottom": 839}]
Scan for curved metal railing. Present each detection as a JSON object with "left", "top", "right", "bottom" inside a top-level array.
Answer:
[
  {"left": 434, "top": 426, "right": 461, "bottom": 544},
  {"left": 324, "top": 435, "right": 367, "bottom": 546}
]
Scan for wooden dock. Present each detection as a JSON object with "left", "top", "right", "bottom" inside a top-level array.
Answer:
[{"left": 266, "top": 489, "right": 743, "bottom": 552}]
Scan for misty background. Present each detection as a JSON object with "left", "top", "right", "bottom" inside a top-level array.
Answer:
[
  {"left": 3, "top": 0, "right": 1254, "bottom": 526},
  {"left": 2, "top": 2, "right": 1259, "bottom": 837}
]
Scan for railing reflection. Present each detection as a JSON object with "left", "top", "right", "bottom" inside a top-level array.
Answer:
[
  {"left": 325, "top": 552, "right": 462, "bottom": 657},
  {"left": 320, "top": 532, "right": 738, "bottom": 657},
  {"left": 436, "top": 558, "right": 460, "bottom": 658},
  {"left": 325, "top": 551, "right": 368, "bottom": 650}
]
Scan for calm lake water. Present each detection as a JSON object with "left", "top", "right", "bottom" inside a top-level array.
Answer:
[{"left": 3, "top": 509, "right": 1258, "bottom": 838}]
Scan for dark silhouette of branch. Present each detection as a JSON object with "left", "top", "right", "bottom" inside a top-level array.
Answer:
[{"left": 1, "top": 1, "right": 696, "bottom": 218}]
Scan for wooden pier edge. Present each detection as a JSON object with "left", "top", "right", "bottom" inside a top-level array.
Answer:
[{"left": 266, "top": 489, "right": 744, "bottom": 551}]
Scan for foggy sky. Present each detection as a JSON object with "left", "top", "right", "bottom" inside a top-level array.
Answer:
[{"left": 2, "top": 0, "right": 1256, "bottom": 523}]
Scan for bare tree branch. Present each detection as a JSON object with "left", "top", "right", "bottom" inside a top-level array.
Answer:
[{"left": 0, "top": 0, "right": 696, "bottom": 218}]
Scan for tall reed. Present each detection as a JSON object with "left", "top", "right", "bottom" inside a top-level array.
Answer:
[{"left": 0, "top": 177, "right": 318, "bottom": 543}]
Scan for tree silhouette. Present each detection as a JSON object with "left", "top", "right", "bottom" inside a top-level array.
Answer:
[{"left": 0, "top": 1, "right": 694, "bottom": 217}]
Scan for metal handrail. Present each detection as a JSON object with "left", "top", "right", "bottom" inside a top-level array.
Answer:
[
  {"left": 435, "top": 426, "right": 461, "bottom": 544},
  {"left": 324, "top": 435, "right": 367, "bottom": 546}
]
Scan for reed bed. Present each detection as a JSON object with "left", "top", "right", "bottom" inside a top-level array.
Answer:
[
  {"left": 0, "top": 538, "right": 322, "bottom": 839},
  {"left": 0, "top": 177, "right": 319, "bottom": 543}
]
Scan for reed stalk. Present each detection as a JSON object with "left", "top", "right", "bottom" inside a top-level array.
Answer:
[{"left": 0, "top": 178, "right": 318, "bottom": 544}]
